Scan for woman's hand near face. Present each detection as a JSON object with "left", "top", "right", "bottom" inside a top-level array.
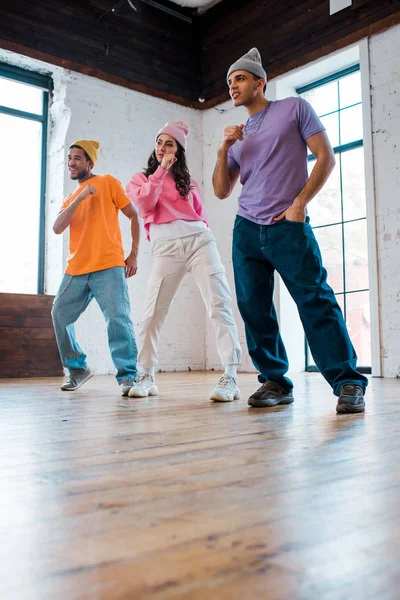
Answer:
[{"left": 161, "top": 154, "right": 177, "bottom": 171}]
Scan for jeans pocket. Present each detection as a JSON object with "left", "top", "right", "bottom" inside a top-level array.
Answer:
[
  {"left": 233, "top": 215, "right": 245, "bottom": 230},
  {"left": 282, "top": 216, "right": 310, "bottom": 225},
  {"left": 53, "top": 275, "right": 73, "bottom": 305},
  {"left": 283, "top": 218, "right": 305, "bottom": 224}
]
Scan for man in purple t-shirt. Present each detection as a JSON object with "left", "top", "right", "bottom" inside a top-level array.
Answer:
[{"left": 212, "top": 47, "right": 367, "bottom": 414}]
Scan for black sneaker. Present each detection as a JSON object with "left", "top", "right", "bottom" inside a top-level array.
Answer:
[
  {"left": 248, "top": 381, "right": 294, "bottom": 407},
  {"left": 336, "top": 384, "right": 365, "bottom": 414},
  {"left": 60, "top": 368, "right": 94, "bottom": 391}
]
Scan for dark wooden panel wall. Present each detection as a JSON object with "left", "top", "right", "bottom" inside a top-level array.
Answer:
[
  {"left": 0, "top": 0, "right": 202, "bottom": 106},
  {"left": 1, "top": 0, "right": 400, "bottom": 107},
  {"left": 200, "top": 0, "right": 400, "bottom": 106},
  {"left": 0, "top": 294, "right": 63, "bottom": 378}
]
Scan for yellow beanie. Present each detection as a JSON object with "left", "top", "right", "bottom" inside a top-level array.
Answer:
[{"left": 70, "top": 140, "right": 100, "bottom": 164}]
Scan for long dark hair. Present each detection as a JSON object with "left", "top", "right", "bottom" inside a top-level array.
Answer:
[{"left": 144, "top": 142, "right": 192, "bottom": 198}]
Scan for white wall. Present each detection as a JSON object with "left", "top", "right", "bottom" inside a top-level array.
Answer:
[{"left": 369, "top": 25, "right": 400, "bottom": 377}]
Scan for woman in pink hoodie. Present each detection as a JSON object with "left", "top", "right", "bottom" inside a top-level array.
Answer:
[{"left": 126, "top": 120, "right": 241, "bottom": 401}]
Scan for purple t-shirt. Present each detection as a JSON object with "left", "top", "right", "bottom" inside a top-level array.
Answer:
[{"left": 228, "top": 97, "right": 325, "bottom": 225}]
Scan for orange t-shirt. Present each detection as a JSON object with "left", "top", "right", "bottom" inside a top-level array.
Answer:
[{"left": 60, "top": 174, "right": 131, "bottom": 276}]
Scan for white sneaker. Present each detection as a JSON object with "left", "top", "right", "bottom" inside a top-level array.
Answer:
[
  {"left": 128, "top": 374, "right": 158, "bottom": 398},
  {"left": 210, "top": 375, "right": 240, "bottom": 402}
]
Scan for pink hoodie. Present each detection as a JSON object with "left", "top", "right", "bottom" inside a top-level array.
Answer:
[{"left": 126, "top": 166, "right": 207, "bottom": 241}]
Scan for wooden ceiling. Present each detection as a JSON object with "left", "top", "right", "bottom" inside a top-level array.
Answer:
[{"left": 1, "top": 0, "right": 400, "bottom": 109}]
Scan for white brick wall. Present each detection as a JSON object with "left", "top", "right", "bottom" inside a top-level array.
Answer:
[{"left": 369, "top": 26, "right": 400, "bottom": 377}]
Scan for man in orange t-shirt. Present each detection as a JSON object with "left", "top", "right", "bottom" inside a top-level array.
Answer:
[{"left": 52, "top": 140, "right": 139, "bottom": 395}]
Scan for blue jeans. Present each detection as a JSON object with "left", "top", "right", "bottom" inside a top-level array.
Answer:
[
  {"left": 232, "top": 215, "right": 368, "bottom": 396},
  {"left": 51, "top": 266, "right": 138, "bottom": 383}
]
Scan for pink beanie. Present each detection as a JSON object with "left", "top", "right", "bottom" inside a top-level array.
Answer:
[{"left": 156, "top": 120, "right": 189, "bottom": 151}]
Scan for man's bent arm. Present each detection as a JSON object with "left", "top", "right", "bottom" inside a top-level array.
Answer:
[
  {"left": 53, "top": 185, "right": 95, "bottom": 234},
  {"left": 212, "top": 147, "right": 240, "bottom": 199},
  {"left": 121, "top": 203, "right": 140, "bottom": 259},
  {"left": 294, "top": 131, "right": 335, "bottom": 209}
]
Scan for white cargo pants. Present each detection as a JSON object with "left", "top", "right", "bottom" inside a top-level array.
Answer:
[{"left": 138, "top": 230, "right": 242, "bottom": 369}]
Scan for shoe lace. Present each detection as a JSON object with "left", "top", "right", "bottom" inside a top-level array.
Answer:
[
  {"left": 258, "top": 381, "right": 285, "bottom": 394},
  {"left": 121, "top": 379, "right": 133, "bottom": 386},
  {"left": 218, "top": 375, "right": 235, "bottom": 387},
  {"left": 341, "top": 384, "right": 362, "bottom": 396},
  {"left": 136, "top": 374, "right": 153, "bottom": 385}
]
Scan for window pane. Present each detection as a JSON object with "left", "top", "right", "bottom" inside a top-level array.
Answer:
[
  {"left": 342, "top": 148, "right": 367, "bottom": 221},
  {"left": 345, "top": 291, "right": 371, "bottom": 367},
  {"left": 308, "top": 160, "right": 341, "bottom": 227},
  {"left": 0, "top": 76, "right": 43, "bottom": 114},
  {"left": 301, "top": 80, "right": 338, "bottom": 116},
  {"left": 0, "top": 114, "right": 42, "bottom": 293},
  {"left": 313, "top": 224, "right": 344, "bottom": 293},
  {"left": 344, "top": 219, "right": 369, "bottom": 292},
  {"left": 340, "top": 104, "right": 363, "bottom": 145},
  {"left": 308, "top": 291, "right": 371, "bottom": 369},
  {"left": 336, "top": 293, "right": 345, "bottom": 316},
  {"left": 320, "top": 112, "right": 339, "bottom": 147},
  {"left": 339, "top": 71, "right": 362, "bottom": 109},
  {"left": 306, "top": 343, "right": 314, "bottom": 368}
]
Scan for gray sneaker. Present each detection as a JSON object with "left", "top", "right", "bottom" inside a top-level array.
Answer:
[
  {"left": 336, "top": 384, "right": 365, "bottom": 414},
  {"left": 60, "top": 368, "right": 94, "bottom": 391},
  {"left": 120, "top": 379, "right": 136, "bottom": 396},
  {"left": 248, "top": 381, "right": 294, "bottom": 407}
]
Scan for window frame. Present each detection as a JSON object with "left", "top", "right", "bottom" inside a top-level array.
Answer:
[
  {"left": 0, "top": 62, "right": 51, "bottom": 294},
  {"left": 297, "top": 64, "right": 371, "bottom": 375}
]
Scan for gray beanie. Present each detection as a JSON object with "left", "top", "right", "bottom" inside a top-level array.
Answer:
[{"left": 226, "top": 47, "right": 266, "bottom": 82}]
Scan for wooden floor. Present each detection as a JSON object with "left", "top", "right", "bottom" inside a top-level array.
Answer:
[{"left": 1, "top": 371, "right": 400, "bottom": 600}]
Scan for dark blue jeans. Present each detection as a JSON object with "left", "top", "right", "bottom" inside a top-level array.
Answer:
[{"left": 232, "top": 215, "right": 368, "bottom": 396}]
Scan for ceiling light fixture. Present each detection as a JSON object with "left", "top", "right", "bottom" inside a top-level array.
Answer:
[
  {"left": 97, "top": 0, "right": 137, "bottom": 22},
  {"left": 97, "top": 0, "right": 193, "bottom": 23}
]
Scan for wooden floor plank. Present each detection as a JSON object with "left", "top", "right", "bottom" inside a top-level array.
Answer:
[{"left": 1, "top": 371, "right": 399, "bottom": 599}]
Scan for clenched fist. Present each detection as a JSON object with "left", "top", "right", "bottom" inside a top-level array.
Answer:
[
  {"left": 79, "top": 183, "right": 97, "bottom": 200},
  {"left": 125, "top": 253, "right": 138, "bottom": 278},
  {"left": 220, "top": 124, "right": 245, "bottom": 151},
  {"left": 161, "top": 154, "right": 177, "bottom": 171}
]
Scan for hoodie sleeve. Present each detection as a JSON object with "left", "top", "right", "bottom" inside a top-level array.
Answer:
[{"left": 125, "top": 166, "right": 168, "bottom": 219}]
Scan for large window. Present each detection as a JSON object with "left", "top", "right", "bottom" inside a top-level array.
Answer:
[
  {"left": 0, "top": 63, "right": 51, "bottom": 294},
  {"left": 297, "top": 65, "right": 371, "bottom": 373}
]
